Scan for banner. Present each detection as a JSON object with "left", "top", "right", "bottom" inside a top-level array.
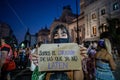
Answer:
[{"left": 38, "top": 43, "right": 81, "bottom": 71}]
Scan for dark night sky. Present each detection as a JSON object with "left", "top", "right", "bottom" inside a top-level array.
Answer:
[{"left": 0, "top": 0, "right": 80, "bottom": 43}]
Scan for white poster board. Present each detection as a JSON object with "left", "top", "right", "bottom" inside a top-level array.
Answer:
[{"left": 38, "top": 43, "right": 81, "bottom": 71}]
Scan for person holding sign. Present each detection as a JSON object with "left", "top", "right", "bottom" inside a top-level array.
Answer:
[{"left": 32, "top": 24, "right": 86, "bottom": 80}]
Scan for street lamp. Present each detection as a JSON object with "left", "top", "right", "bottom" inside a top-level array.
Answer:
[
  {"left": 21, "top": 43, "right": 25, "bottom": 48},
  {"left": 76, "top": 0, "right": 80, "bottom": 44},
  {"left": 74, "top": 26, "right": 80, "bottom": 44}
]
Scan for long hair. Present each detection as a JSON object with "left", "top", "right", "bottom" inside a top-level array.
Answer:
[
  {"left": 98, "top": 38, "right": 112, "bottom": 55},
  {"left": 51, "top": 24, "right": 70, "bottom": 43},
  {"left": 104, "top": 38, "right": 112, "bottom": 55}
]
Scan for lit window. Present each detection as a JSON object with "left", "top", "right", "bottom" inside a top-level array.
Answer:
[
  {"left": 93, "top": 26, "right": 96, "bottom": 35},
  {"left": 113, "top": 2, "right": 119, "bottom": 10}
]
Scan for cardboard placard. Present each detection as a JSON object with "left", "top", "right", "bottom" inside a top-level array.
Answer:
[{"left": 38, "top": 43, "right": 81, "bottom": 71}]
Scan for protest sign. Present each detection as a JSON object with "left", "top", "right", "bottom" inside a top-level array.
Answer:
[{"left": 38, "top": 43, "right": 81, "bottom": 71}]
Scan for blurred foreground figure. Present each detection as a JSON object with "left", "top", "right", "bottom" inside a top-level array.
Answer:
[{"left": 0, "top": 37, "right": 14, "bottom": 80}]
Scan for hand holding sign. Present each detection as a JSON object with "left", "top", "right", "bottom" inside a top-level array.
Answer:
[{"left": 37, "top": 43, "right": 82, "bottom": 71}]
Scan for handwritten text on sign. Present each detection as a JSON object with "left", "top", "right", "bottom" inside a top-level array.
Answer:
[{"left": 38, "top": 43, "right": 81, "bottom": 71}]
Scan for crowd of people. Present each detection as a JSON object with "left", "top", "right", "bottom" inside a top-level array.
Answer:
[
  {"left": 0, "top": 24, "right": 118, "bottom": 80},
  {"left": 0, "top": 37, "right": 33, "bottom": 80},
  {"left": 31, "top": 25, "right": 117, "bottom": 80}
]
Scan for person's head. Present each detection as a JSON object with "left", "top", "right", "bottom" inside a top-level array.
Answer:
[
  {"left": 98, "top": 39, "right": 105, "bottom": 49},
  {"left": 51, "top": 24, "right": 70, "bottom": 43},
  {"left": 98, "top": 38, "right": 112, "bottom": 55}
]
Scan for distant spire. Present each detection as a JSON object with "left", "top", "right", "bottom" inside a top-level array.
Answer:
[{"left": 26, "top": 28, "right": 30, "bottom": 35}]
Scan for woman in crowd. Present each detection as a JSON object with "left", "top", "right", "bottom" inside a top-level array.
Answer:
[
  {"left": 31, "top": 24, "right": 86, "bottom": 80},
  {"left": 0, "top": 37, "right": 13, "bottom": 80},
  {"left": 94, "top": 38, "right": 116, "bottom": 80}
]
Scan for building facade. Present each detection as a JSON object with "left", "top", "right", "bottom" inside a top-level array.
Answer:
[
  {"left": 83, "top": 0, "right": 120, "bottom": 42},
  {"left": 0, "top": 22, "right": 18, "bottom": 47},
  {"left": 23, "top": 29, "right": 38, "bottom": 48},
  {"left": 37, "top": 27, "right": 50, "bottom": 43},
  {"left": 36, "top": 0, "right": 120, "bottom": 44},
  {"left": 0, "top": 23, "right": 13, "bottom": 38},
  {"left": 49, "top": 5, "right": 77, "bottom": 43}
]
